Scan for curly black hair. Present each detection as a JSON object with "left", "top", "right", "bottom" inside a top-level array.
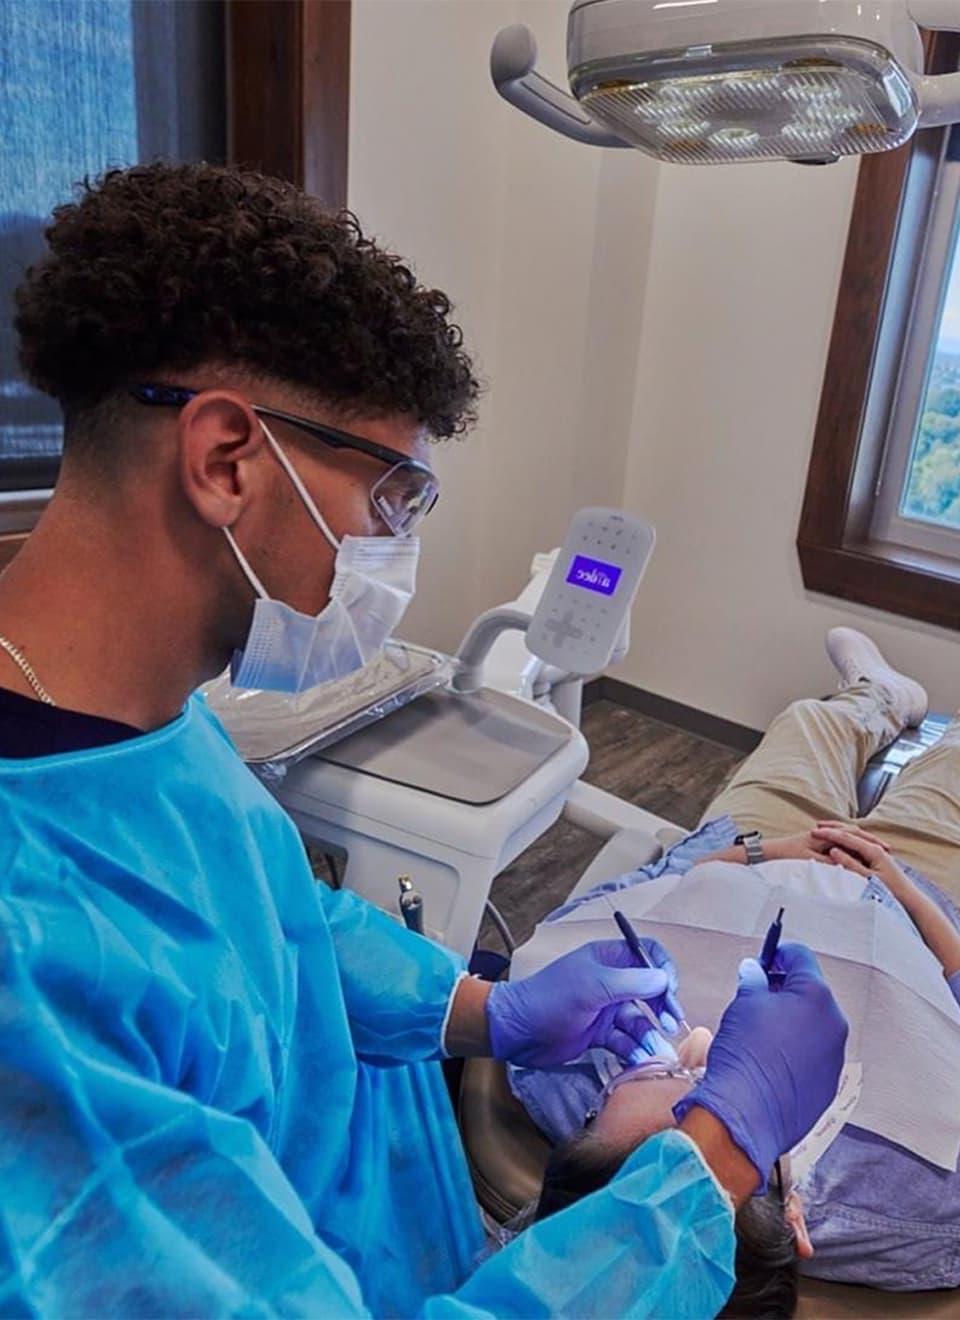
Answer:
[{"left": 14, "top": 161, "right": 479, "bottom": 445}]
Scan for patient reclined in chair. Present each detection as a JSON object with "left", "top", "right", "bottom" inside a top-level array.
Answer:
[{"left": 508, "top": 631, "right": 960, "bottom": 1300}]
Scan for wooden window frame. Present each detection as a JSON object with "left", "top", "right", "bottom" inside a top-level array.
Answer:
[
  {"left": 226, "top": 0, "right": 351, "bottom": 208},
  {"left": 797, "top": 30, "right": 960, "bottom": 631}
]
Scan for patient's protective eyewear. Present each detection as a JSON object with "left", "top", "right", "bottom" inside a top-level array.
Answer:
[
  {"left": 603, "top": 1060, "right": 705, "bottom": 1097},
  {"left": 584, "top": 1060, "right": 705, "bottom": 1124},
  {"left": 130, "top": 384, "right": 440, "bottom": 536},
  {"left": 589, "top": 1063, "right": 796, "bottom": 1210}
]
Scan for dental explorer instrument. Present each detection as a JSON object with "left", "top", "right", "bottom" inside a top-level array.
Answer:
[
  {"left": 613, "top": 909, "right": 686, "bottom": 1059},
  {"left": 759, "top": 907, "right": 785, "bottom": 986},
  {"left": 613, "top": 908, "right": 692, "bottom": 1039}
]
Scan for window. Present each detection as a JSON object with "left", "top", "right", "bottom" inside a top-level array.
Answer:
[
  {"left": 0, "top": 0, "right": 350, "bottom": 567},
  {"left": 870, "top": 124, "right": 960, "bottom": 554},
  {"left": 0, "top": 0, "right": 225, "bottom": 506},
  {"left": 798, "top": 30, "right": 960, "bottom": 631}
]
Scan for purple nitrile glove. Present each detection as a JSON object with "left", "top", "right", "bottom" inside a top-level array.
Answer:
[
  {"left": 486, "top": 937, "right": 685, "bottom": 1068},
  {"left": 673, "top": 942, "right": 848, "bottom": 1192}
]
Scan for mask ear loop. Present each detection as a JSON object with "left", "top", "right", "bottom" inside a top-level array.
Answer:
[
  {"left": 223, "top": 526, "right": 271, "bottom": 600},
  {"left": 256, "top": 415, "right": 342, "bottom": 552}
]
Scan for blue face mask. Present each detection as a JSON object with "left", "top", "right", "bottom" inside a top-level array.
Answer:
[{"left": 225, "top": 420, "right": 419, "bottom": 693}]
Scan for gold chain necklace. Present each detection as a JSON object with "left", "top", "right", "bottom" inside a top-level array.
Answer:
[{"left": 0, "top": 634, "right": 55, "bottom": 705}]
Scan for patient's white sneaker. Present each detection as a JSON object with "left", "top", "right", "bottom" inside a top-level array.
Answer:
[{"left": 825, "top": 627, "right": 928, "bottom": 728}]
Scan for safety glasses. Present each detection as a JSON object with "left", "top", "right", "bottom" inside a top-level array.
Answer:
[
  {"left": 584, "top": 1061, "right": 705, "bottom": 1124},
  {"left": 603, "top": 1061, "right": 705, "bottom": 1098},
  {"left": 587, "top": 1061, "right": 796, "bottom": 1210},
  {"left": 129, "top": 383, "right": 440, "bottom": 536}
]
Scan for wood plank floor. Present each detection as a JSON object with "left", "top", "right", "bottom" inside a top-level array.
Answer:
[{"left": 479, "top": 699, "right": 745, "bottom": 951}]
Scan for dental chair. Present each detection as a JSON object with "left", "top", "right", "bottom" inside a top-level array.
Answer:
[
  {"left": 857, "top": 712, "right": 951, "bottom": 817},
  {"left": 453, "top": 694, "right": 954, "bottom": 1316},
  {"left": 457, "top": 1053, "right": 958, "bottom": 1318},
  {"left": 460, "top": 801, "right": 956, "bottom": 1319},
  {"left": 210, "top": 514, "right": 956, "bottom": 1312}
]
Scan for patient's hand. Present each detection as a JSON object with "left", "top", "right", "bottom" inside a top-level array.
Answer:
[
  {"left": 811, "top": 824, "right": 904, "bottom": 892},
  {"left": 696, "top": 831, "right": 838, "bottom": 867},
  {"left": 815, "top": 824, "right": 960, "bottom": 980},
  {"left": 762, "top": 831, "right": 841, "bottom": 863}
]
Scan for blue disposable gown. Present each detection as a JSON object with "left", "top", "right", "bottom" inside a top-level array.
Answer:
[{"left": 0, "top": 697, "right": 736, "bottom": 1316}]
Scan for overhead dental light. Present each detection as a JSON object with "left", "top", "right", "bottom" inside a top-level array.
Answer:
[{"left": 490, "top": 0, "right": 960, "bottom": 165}]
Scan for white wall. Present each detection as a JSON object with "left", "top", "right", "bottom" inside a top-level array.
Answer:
[
  {"left": 349, "top": 0, "right": 658, "bottom": 652},
  {"left": 616, "top": 160, "right": 960, "bottom": 728},
  {"left": 351, "top": 2, "right": 960, "bottom": 726}
]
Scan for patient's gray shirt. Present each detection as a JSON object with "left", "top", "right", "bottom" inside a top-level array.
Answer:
[{"left": 510, "top": 816, "right": 960, "bottom": 1292}]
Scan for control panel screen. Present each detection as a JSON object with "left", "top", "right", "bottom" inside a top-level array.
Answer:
[{"left": 566, "top": 554, "right": 622, "bottom": 597}]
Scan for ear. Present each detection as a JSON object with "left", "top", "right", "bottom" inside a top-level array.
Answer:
[
  {"left": 177, "top": 390, "right": 268, "bottom": 529},
  {"left": 785, "top": 1193, "right": 815, "bottom": 1260}
]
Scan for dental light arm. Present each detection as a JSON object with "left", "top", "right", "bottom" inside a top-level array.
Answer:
[
  {"left": 917, "top": 70, "right": 960, "bottom": 127},
  {"left": 490, "top": 24, "right": 629, "bottom": 149},
  {"left": 909, "top": 0, "right": 960, "bottom": 33},
  {"left": 911, "top": 0, "right": 960, "bottom": 126}
]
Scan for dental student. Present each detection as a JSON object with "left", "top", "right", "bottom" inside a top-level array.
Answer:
[{"left": 0, "top": 162, "right": 846, "bottom": 1317}]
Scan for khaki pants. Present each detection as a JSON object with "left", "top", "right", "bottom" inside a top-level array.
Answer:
[{"left": 704, "top": 682, "right": 960, "bottom": 902}]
